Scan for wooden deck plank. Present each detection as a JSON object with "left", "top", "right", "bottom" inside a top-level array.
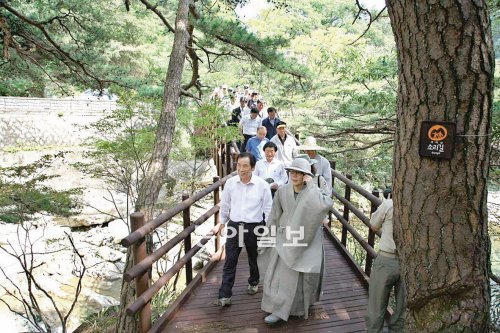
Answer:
[{"left": 162, "top": 230, "right": 370, "bottom": 333}]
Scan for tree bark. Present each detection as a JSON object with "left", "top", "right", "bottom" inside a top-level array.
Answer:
[
  {"left": 386, "top": 1, "right": 494, "bottom": 331},
  {"left": 115, "top": 0, "right": 191, "bottom": 332}
]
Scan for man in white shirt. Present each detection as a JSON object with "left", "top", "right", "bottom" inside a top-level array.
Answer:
[
  {"left": 257, "top": 100, "right": 267, "bottom": 118},
  {"left": 239, "top": 108, "right": 262, "bottom": 152},
  {"left": 214, "top": 152, "right": 272, "bottom": 307},
  {"left": 296, "top": 136, "right": 332, "bottom": 196},
  {"left": 253, "top": 142, "right": 288, "bottom": 197},
  {"left": 270, "top": 121, "right": 297, "bottom": 167},
  {"left": 366, "top": 188, "right": 405, "bottom": 333}
]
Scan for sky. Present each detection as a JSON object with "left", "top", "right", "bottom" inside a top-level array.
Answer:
[{"left": 236, "top": 0, "right": 386, "bottom": 19}]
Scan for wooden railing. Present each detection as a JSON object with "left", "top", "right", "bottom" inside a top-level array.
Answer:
[
  {"left": 326, "top": 168, "right": 383, "bottom": 283},
  {"left": 121, "top": 133, "right": 386, "bottom": 332},
  {"left": 121, "top": 141, "right": 240, "bottom": 333}
]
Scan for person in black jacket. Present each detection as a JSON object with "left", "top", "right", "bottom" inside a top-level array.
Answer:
[
  {"left": 247, "top": 92, "right": 259, "bottom": 109},
  {"left": 229, "top": 97, "right": 248, "bottom": 125},
  {"left": 261, "top": 107, "right": 279, "bottom": 140}
]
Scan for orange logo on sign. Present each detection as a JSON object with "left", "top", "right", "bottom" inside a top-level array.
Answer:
[{"left": 428, "top": 125, "right": 448, "bottom": 141}]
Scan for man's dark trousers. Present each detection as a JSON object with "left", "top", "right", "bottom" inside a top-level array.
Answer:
[
  {"left": 218, "top": 221, "right": 264, "bottom": 298},
  {"left": 241, "top": 134, "right": 253, "bottom": 152}
]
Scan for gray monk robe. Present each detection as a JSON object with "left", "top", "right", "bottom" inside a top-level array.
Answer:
[{"left": 259, "top": 179, "right": 333, "bottom": 321}]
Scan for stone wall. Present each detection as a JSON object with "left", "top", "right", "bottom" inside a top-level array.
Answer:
[{"left": 0, "top": 97, "right": 117, "bottom": 149}]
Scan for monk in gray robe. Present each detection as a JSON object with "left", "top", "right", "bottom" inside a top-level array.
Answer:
[{"left": 259, "top": 158, "right": 333, "bottom": 325}]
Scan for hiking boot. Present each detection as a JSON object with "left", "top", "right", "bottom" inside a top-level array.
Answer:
[
  {"left": 213, "top": 297, "right": 232, "bottom": 307},
  {"left": 247, "top": 284, "right": 258, "bottom": 295},
  {"left": 264, "top": 313, "right": 282, "bottom": 325}
]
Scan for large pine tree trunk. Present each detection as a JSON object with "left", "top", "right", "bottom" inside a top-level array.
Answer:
[
  {"left": 386, "top": 1, "right": 494, "bottom": 331},
  {"left": 115, "top": 0, "right": 191, "bottom": 332}
]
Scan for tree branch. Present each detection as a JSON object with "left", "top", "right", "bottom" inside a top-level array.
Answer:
[
  {"left": 0, "top": 2, "right": 115, "bottom": 89},
  {"left": 182, "top": 5, "right": 201, "bottom": 92},
  {"left": 328, "top": 137, "right": 393, "bottom": 154},
  {"left": 137, "top": 0, "right": 175, "bottom": 33},
  {"left": 349, "top": 1, "right": 387, "bottom": 46},
  {"left": 63, "top": 232, "right": 86, "bottom": 324}
]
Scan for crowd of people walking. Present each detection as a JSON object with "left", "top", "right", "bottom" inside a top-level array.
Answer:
[{"left": 210, "top": 84, "right": 404, "bottom": 331}]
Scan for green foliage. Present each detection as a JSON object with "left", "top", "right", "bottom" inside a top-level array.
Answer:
[
  {"left": 0, "top": 0, "right": 171, "bottom": 96},
  {"left": 231, "top": 0, "right": 398, "bottom": 182},
  {"left": 76, "top": 93, "right": 160, "bottom": 207},
  {"left": 194, "top": 15, "right": 308, "bottom": 79},
  {"left": 75, "top": 306, "right": 119, "bottom": 333},
  {"left": 151, "top": 284, "right": 182, "bottom": 323},
  {"left": 174, "top": 102, "right": 239, "bottom": 159},
  {"left": 0, "top": 153, "right": 81, "bottom": 223},
  {"left": 172, "top": 101, "right": 239, "bottom": 193}
]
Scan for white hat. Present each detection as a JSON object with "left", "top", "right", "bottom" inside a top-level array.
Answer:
[
  {"left": 285, "top": 158, "right": 314, "bottom": 177},
  {"left": 296, "top": 136, "right": 326, "bottom": 151}
]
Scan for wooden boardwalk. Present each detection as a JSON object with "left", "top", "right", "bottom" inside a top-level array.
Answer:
[{"left": 162, "top": 230, "right": 369, "bottom": 332}]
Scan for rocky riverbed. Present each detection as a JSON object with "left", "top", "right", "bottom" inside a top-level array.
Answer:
[{"left": 0, "top": 148, "right": 218, "bottom": 332}]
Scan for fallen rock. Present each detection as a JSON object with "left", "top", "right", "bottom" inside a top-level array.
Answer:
[{"left": 107, "top": 219, "right": 129, "bottom": 244}]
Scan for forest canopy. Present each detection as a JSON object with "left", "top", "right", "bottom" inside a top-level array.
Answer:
[{"left": 0, "top": 0, "right": 498, "bottom": 185}]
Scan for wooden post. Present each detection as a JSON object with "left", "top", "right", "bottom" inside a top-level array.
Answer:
[
  {"left": 341, "top": 174, "right": 352, "bottom": 246},
  {"left": 232, "top": 150, "right": 238, "bottom": 172},
  {"left": 218, "top": 144, "right": 224, "bottom": 178},
  {"left": 220, "top": 143, "right": 226, "bottom": 177},
  {"left": 365, "top": 189, "right": 380, "bottom": 276},
  {"left": 213, "top": 176, "right": 221, "bottom": 252},
  {"left": 182, "top": 193, "right": 193, "bottom": 284},
  {"left": 226, "top": 143, "right": 231, "bottom": 178},
  {"left": 329, "top": 160, "right": 336, "bottom": 188},
  {"left": 130, "top": 212, "right": 151, "bottom": 333},
  {"left": 214, "top": 139, "right": 219, "bottom": 178},
  {"left": 328, "top": 160, "right": 336, "bottom": 229}
]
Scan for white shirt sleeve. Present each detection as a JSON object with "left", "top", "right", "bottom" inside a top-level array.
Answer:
[
  {"left": 276, "top": 163, "right": 288, "bottom": 186},
  {"left": 370, "top": 199, "right": 389, "bottom": 230},
  {"left": 321, "top": 156, "right": 333, "bottom": 196},
  {"left": 262, "top": 186, "right": 272, "bottom": 222},
  {"left": 220, "top": 179, "right": 232, "bottom": 224},
  {"left": 253, "top": 160, "right": 263, "bottom": 178}
]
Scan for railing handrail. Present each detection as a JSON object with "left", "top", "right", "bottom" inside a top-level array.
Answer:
[
  {"left": 124, "top": 203, "right": 221, "bottom": 282},
  {"left": 330, "top": 206, "right": 378, "bottom": 259},
  {"left": 123, "top": 134, "right": 240, "bottom": 331},
  {"left": 329, "top": 165, "right": 383, "bottom": 278},
  {"left": 331, "top": 169, "right": 382, "bottom": 206},
  {"left": 331, "top": 189, "right": 382, "bottom": 237},
  {"left": 123, "top": 131, "right": 386, "bottom": 331},
  {"left": 126, "top": 228, "right": 219, "bottom": 316},
  {"left": 121, "top": 171, "right": 236, "bottom": 247}
]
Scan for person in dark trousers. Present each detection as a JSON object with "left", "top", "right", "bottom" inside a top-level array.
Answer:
[
  {"left": 366, "top": 187, "right": 405, "bottom": 332},
  {"left": 261, "top": 107, "right": 280, "bottom": 139},
  {"left": 213, "top": 153, "right": 272, "bottom": 306}
]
